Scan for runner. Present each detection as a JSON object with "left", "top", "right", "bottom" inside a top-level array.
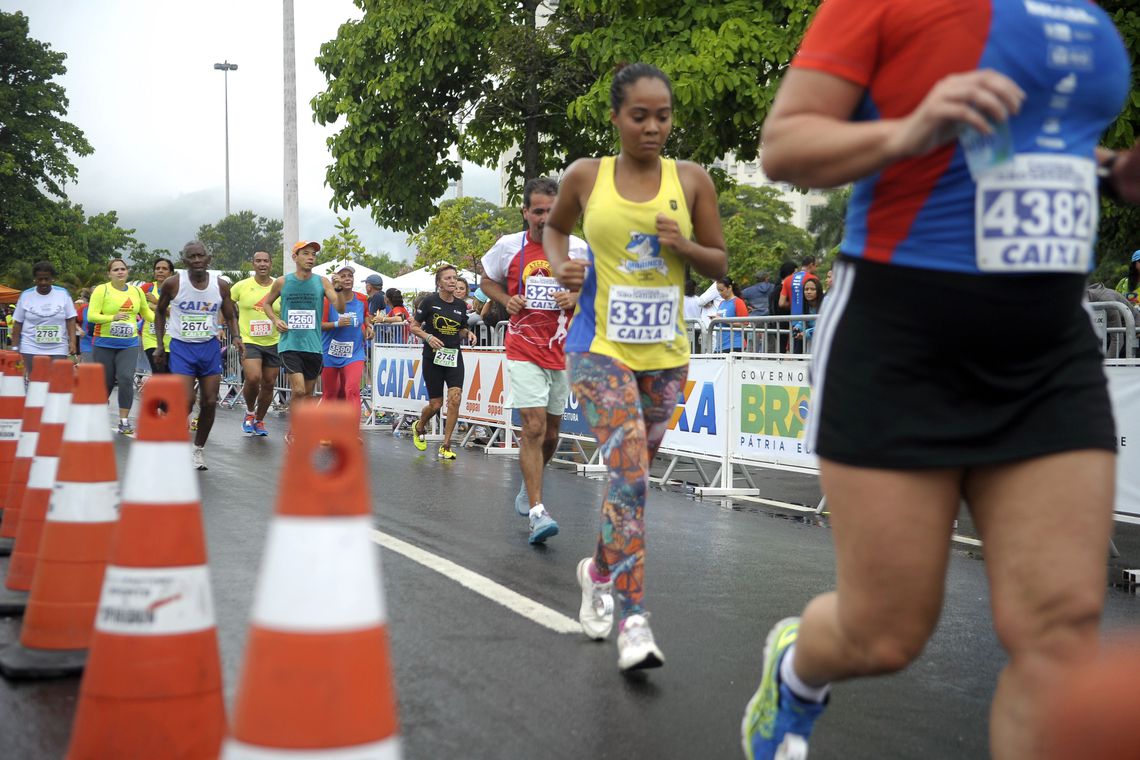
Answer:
[
  {"left": 545, "top": 63, "right": 726, "bottom": 670},
  {"left": 260, "top": 241, "right": 349, "bottom": 416},
  {"left": 408, "top": 264, "right": 477, "bottom": 460},
  {"left": 739, "top": 3, "right": 1131, "bottom": 759},
  {"left": 140, "top": 257, "right": 174, "bottom": 372},
  {"left": 481, "top": 176, "right": 589, "bottom": 544},
  {"left": 88, "top": 258, "right": 154, "bottom": 435},
  {"left": 231, "top": 251, "right": 281, "bottom": 436},
  {"left": 10, "top": 261, "right": 77, "bottom": 375},
  {"left": 320, "top": 265, "right": 372, "bottom": 415},
  {"left": 154, "top": 241, "right": 242, "bottom": 470}
]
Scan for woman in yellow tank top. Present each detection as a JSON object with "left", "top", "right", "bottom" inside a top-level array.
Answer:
[{"left": 545, "top": 63, "right": 727, "bottom": 672}]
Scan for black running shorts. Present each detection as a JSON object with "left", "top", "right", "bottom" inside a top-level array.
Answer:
[
  {"left": 280, "top": 350, "right": 322, "bottom": 381},
  {"left": 422, "top": 348, "right": 465, "bottom": 399},
  {"left": 808, "top": 256, "right": 1116, "bottom": 469}
]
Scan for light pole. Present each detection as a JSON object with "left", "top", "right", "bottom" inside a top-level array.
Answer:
[{"left": 213, "top": 61, "right": 238, "bottom": 217}]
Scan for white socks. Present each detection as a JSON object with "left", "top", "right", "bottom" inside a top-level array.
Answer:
[
  {"left": 780, "top": 644, "right": 830, "bottom": 703},
  {"left": 529, "top": 503, "right": 547, "bottom": 518}
]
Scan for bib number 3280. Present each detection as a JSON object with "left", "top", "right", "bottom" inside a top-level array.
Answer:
[{"left": 975, "top": 154, "right": 1096, "bottom": 273}]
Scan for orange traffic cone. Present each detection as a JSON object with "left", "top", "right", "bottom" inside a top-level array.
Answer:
[
  {"left": 6, "top": 359, "right": 74, "bottom": 592},
  {"left": 66, "top": 376, "right": 226, "bottom": 760},
  {"left": 0, "top": 364, "right": 118, "bottom": 678},
  {"left": 0, "top": 358, "right": 50, "bottom": 611},
  {"left": 224, "top": 402, "right": 401, "bottom": 759},
  {"left": 0, "top": 351, "right": 25, "bottom": 549}
]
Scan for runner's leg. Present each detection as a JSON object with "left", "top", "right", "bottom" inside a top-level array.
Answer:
[
  {"left": 791, "top": 461, "right": 960, "bottom": 686},
  {"left": 113, "top": 346, "right": 138, "bottom": 419},
  {"left": 194, "top": 374, "right": 220, "bottom": 448},
  {"left": 964, "top": 450, "right": 1115, "bottom": 760},
  {"left": 241, "top": 356, "right": 263, "bottom": 412},
  {"left": 518, "top": 407, "right": 548, "bottom": 507},
  {"left": 257, "top": 365, "right": 279, "bottom": 420},
  {"left": 342, "top": 360, "right": 363, "bottom": 414},
  {"left": 442, "top": 386, "right": 461, "bottom": 449},
  {"left": 321, "top": 366, "right": 344, "bottom": 403},
  {"left": 542, "top": 412, "right": 562, "bottom": 464}
]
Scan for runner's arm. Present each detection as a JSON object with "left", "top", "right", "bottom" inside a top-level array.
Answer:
[
  {"left": 8, "top": 319, "right": 19, "bottom": 347},
  {"left": 762, "top": 68, "right": 1024, "bottom": 188},
  {"left": 138, "top": 287, "right": 156, "bottom": 324},
  {"left": 261, "top": 277, "right": 287, "bottom": 331},
  {"left": 667, "top": 162, "right": 727, "bottom": 279},
  {"left": 86, "top": 285, "right": 114, "bottom": 324},
  {"left": 66, "top": 317, "right": 77, "bottom": 355},
  {"left": 219, "top": 280, "right": 243, "bottom": 359},
  {"left": 153, "top": 277, "right": 177, "bottom": 361},
  {"left": 479, "top": 277, "right": 525, "bottom": 316},
  {"left": 319, "top": 276, "right": 349, "bottom": 313},
  {"left": 546, "top": 159, "right": 594, "bottom": 291}
]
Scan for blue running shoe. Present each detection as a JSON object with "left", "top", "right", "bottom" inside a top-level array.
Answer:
[
  {"left": 514, "top": 482, "right": 529, "bottom": 516},
  {"left": 242, "top": 413, "right": 255, "bottom": 435},
  {"left": 528, "top": 508, "right": 559, "bottom": 544},
  {"left": 742, "top": 617, "right": 826, "bottom": 760}
]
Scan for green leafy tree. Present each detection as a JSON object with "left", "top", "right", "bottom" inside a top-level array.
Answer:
[
  {"left": 1094, "top": 3, "right": 1140, "bottom": 285},
  {"left": 807, "top": 188, "right": 849, "bottom": 254},
  {"left": 717, "top": 185, "right": 813, "bottom": 285},
  {"left": 0, "top": 12, "right": 94, "bottom": 273},
  {"left": 195, "top": 211, "right": 284, "bottom": 272},
  {"left": 359, "top": 252, "right": 413, "bottom": 277},
  {"left": 318, "top": 217, "right": 368, "bottom": 267},
  {"left": 408, "top": 197, "right": 517, "bottom": 274},
  {"left": 83, "top": 210, "right": 140, "bottom": 264},
  {"left": 55, "top": 262, "right": 108, "bottom": 294},
  {"left": 313, "top": 0, "right": 821, "bottom": 232}
]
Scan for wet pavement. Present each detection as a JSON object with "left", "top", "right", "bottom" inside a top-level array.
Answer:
[{"left": 2, "top": 404, "right": 1140, "bottom": 759}]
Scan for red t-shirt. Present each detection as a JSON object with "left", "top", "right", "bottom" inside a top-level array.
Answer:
[{"left": 480, "top": 231, "right": 588, "bottom": 370}]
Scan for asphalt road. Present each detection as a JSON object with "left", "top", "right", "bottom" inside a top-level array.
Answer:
[{"left": 2, "top": 404, "right": 1140, "bottom": 759}]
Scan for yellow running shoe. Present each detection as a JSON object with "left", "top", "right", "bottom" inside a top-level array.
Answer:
[
  {"left": 411, "top": 419, "right": 426, "bottom": 451},
  {"left": 437, "top": 445, "right": 456, "bottom": 460}
]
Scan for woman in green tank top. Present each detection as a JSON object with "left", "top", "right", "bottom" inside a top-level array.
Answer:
[{"left": 544, "top": 63, "right": 727, "bottom": 672}]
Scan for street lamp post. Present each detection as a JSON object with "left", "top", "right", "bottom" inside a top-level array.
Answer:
[{"left": 213, "top": 61, "right": 239, "bottom": 217}]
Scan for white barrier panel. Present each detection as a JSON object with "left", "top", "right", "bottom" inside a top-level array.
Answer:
[
  {"left": 729, "top": 356, "right": 817, "bottom": 469},
  {"left": 371, "top": 345, "right": 511, "bottom": 429},
  {"left": 457, "top": 350, "right": 509, "bottom": 425},
  {"left": 1105, "top": 361, "right": 1140, "bottom": 519},
  {"left": 659, "top": 356, "right": 728, "bottom": 457}
]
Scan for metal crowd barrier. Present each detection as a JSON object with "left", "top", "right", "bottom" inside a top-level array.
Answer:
[
  {"left": 1089, "top": 301, "right": 1138, "bottom": 358},
  {"left": 702, "top": 315, "right": 819, "bottom": 355}
]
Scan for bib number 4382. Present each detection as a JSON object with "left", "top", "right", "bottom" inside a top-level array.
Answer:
[{"left": 975, "top": 154, "right": 1096, "bottom": 273}]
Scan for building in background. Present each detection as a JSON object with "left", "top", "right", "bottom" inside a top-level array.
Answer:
[{"left": 710, "top": 152, "right": 828, "bottom": 231}]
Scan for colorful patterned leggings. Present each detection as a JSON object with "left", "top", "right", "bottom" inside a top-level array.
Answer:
[{"left": 569, "top": 352, "right": 688, "bottom": 619}]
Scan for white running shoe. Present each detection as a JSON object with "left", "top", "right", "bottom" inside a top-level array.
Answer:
[
  {"left": 576, "top": 557, "right": 614, "bottom": 640},
  {"left": 192, "top": 447, "right": 207, "bottom": 471},
  {"left": 617, "top": 613, "right": 665, "bottom": 671}
]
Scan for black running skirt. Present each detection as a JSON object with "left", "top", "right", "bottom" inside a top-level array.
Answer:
[{"left": 807, "top": 256, "right": 1116, "bottom": 469}]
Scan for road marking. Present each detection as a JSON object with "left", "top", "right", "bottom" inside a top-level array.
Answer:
[{"left": 370, "top": 529, "right": 582, "bottom": 635}]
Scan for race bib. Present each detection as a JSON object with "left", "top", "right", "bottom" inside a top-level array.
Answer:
[
  {"left": 146, "top": 321, "right": 156, "bottom": 336},
  {"left": 179, "top": 315, "right": 213, "bottom": 338},
  {"left": 524, "top": 276, "right": 564, "bottom": 311},
  {"left": 606, "top": 286, "right": 676, "bottom": 343},
  {"left": 287, "top": 310, "right": 316, "bottom": 330},
  {"left": 976, "top": 154, "right": 1096, "bottom": 273},
  {"left": 108, "top": 321, "right": 136, "bottom": 339},
  {"left": 328, "top": 339, "right": 354, "bottom": 359},
  {"left": 433, "top": 347, "right": 458, "bottom": 368},
  {"left": 249, "top": 319, "right": 273, "bottom": 337},
  {"left": 33, "top": 325, "right": 63, "bottom": 345}
]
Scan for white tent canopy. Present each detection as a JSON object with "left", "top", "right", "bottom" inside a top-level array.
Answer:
[
  {"left": 385, "top": 265, "right": 477, "bottom": 296},
  {"left": 311, "top": 260, "right": 392, "bottom": 295}
]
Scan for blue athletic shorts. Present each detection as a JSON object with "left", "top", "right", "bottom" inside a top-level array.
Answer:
[{"left": 169, "top": 339, "right": 223, "bottom": 378}]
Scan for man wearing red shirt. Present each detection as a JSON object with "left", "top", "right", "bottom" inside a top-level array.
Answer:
[{"left": 481, "top": 177, "right": 589, "bottom": 545}]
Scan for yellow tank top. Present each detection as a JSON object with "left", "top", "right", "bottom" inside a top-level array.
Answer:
[{"left": 568, "top": 156, "right": 692, "bottom": 371}]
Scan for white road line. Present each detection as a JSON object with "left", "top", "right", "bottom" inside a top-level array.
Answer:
[{"left": 370, "top": 529, "right": 583, "bottom": 635}]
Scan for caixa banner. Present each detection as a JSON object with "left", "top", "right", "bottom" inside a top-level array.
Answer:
[{"left": 658, "top": 356, "right": 728, "bottom": 457}]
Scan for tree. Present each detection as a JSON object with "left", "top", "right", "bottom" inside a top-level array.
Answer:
[
  {"left": 807, "top": 188, "right": 849, "bottom": 254},
  {"left": 717, "top": 185, "right": 813, "bottom": 285},
  {"left": 318, "top": 217, "right": 368, "bottom": 267},
  {"left": 1094, "top": 3, "right": 1140, "bottom": 284},
  {"left": 83, "top": 210, "right": 140, "bottom": 264},
  {"left": 195, "top": 211, "right": 284, "bottom": 272},
  {"left": 0, "top": 12, "right": 94, "bottom": 273},
  {"left": 407, "top": 197, "right": 517, "bottom": 274},
  {"left": 313, "top": 0, "right": 821, "bottom": 232}
]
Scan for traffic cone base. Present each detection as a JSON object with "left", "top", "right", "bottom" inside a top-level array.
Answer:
[
  {"left": 0, "top": 537, "right": 11, "bottom": 557},
  {"left": 0, "top": 586, "right": 26, "bottom": 615},
  {"left": 0, "top": 642, "right": 85, "bottom": 679},
  {"left": 224, "top": 736, "right": 401, "bottom": 759},
  {"left": 68, "top": 693, "right": 226, "bottom": 760}
]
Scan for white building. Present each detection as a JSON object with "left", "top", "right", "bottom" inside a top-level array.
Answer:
[{"left": 710, "top": 152, "right": 828, "bottom": 231}]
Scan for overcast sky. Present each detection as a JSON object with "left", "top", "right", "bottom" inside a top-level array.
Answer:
[{"left": 6, "top": 0, "right": 502, "bottom": 264}]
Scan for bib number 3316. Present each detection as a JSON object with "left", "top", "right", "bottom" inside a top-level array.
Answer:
[
  {"left": 976, "top": 154, "right": 1096, "bottom": 273},
  {"left": 606, "top": 286, "right": 675, "bottom": 344}
]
